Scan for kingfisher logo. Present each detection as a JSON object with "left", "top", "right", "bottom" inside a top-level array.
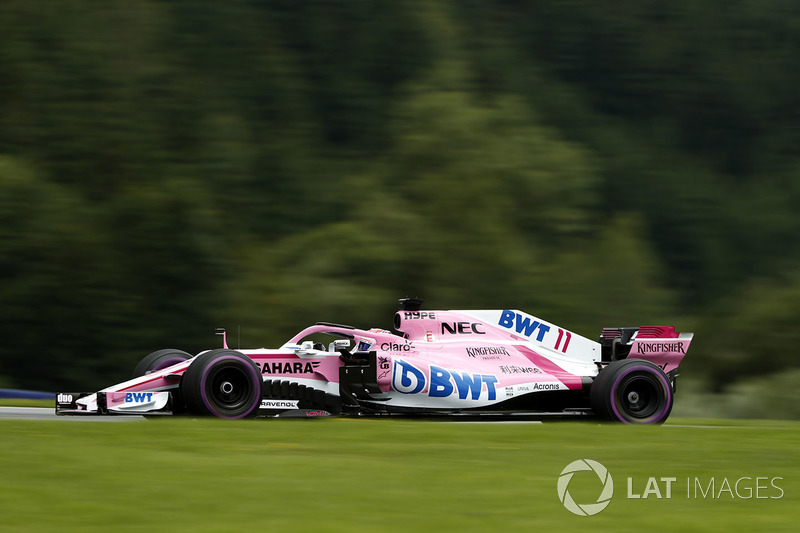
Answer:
[
  {"left": 636, "top": 342, "right": 686, "bottom": 354},
  {"left": 557, "top": 459, "right": 614, "bottom": 516},
  {"left": 391, "top": 360, "right": 498, "bottom": 401}
]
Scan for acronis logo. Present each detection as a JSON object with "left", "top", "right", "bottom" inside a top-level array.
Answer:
[{"left": 391, "top": 360, "right": 498, "bottom": 401}]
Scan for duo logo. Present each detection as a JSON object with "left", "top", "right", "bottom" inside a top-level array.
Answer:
[
  {"left": 392, "top": 360, "right": 498, "bottom": 401},
  {"left": 124, "top": 392, "right": 154, "bottom": 403}
]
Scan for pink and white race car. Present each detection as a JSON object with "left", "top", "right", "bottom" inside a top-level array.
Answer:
[{"left": 56, "top": 299, "right": 693, "bottom": 424}]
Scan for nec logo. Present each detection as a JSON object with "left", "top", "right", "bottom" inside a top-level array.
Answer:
[
  {"left": 498, "top": 310, "right": 550, "bottom": 341},
  {"left": 125, "top": 392, "right": 154, "bottom": 403},
  {"left": 441, "top": 322, "right": 486, "bottom": 335}
]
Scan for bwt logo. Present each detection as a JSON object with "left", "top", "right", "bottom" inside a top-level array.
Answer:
[
  {"left": 498, "top": 310, "right": 551, "bottom": 342},
  {"left": 124, "top": 392, "right": 154, "bottom": 403},
  {"left": 557, "top": 459, "right": 614, "bottom": 516},
  {"left": 392, "top": 360, "right": 498, "bottom": 400}
]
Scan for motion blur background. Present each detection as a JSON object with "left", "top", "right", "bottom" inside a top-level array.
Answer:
[{"left": 1, "top": 1, "right": 799, "bottom": 418}]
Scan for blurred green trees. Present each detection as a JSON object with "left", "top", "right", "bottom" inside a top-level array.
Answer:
[{"left": 1, "top": 1, "right": 799, "bottom": 416}]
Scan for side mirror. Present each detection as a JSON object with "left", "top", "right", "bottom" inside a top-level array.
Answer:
[{"left": 215, "top": 328, "right": 228, "bottom": 349}]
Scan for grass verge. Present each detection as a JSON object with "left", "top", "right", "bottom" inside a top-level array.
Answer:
[{"left": 1, "top": 416, "right": 798, "bottom": 532}]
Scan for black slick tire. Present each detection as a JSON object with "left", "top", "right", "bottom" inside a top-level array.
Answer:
[
  {"left": 590, "top": 359, "right": 673, "bottom": 424},
  {"left": 132, "top": 349, "right": 192, "bottom": 378},
  {"left": 180, "top": 349, "right": 262, "bottom": 419}
]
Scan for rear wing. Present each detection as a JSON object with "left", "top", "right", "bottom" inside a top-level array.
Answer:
[{"left": 599, "top": 326, "right": 692, "bottom": 373}]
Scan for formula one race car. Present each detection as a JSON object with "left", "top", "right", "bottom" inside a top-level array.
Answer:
[{"left": 56, "top": 299, "right": 693, "bottom": 424}]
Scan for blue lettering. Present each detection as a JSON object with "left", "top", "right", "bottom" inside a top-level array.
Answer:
[
  {"left": 125, "top": 392, "right": 154, "bottom": 403},
  {"left": 482, "top": 375, "right": 499, "bottom": 401},
  {"left": 498, "top": 311, "right": 551, "bottom": 342},
  {"left": 391, "top": 361, "right": 499, "bottom": 402},
  {"left": 515, "top": 315, "right": 540, "bottom": 337},
  {"left": 451, "top": 371, "right": 483, "bottom": 400},
  {"left": 429, "top": 365, "right": 454, "bottom": 397},
  {"left": 392, "top": 360, "right": 425, "bottom": 394},
  {"left": 535, "top": 324, "right": 550, "bottom": 342},
  {"left": 499, "top": 310, "right": 514, "bottom": 328}
]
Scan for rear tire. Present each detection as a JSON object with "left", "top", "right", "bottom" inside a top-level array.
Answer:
[
  {"left": 590, "top": 359, "right": 673, "bottom": 424},
  {"left": 181, "top": 349, "right": 262, "bottom": 419}
]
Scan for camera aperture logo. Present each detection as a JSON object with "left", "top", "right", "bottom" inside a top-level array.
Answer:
[{"left": 557, "top": 459, "right": 614, "bottom": 516}]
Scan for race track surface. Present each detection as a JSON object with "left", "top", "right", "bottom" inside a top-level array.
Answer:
[{"left": 0, "top": 406, "right": 142, "bottom": 422}]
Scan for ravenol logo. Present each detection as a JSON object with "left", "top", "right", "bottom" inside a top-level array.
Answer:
[{"left": 557, "top": 459, "right": 614, "bottom": 516}]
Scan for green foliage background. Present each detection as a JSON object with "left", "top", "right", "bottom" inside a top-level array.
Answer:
[{"left": 1, "top": 1, "right": 799, "bottom": 415}]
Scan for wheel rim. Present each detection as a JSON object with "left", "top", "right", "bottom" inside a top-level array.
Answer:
[
  {"left": 204, "top": 363, "right": 256, "bottom": 414},
  {"left": 611, "top": 368, "right": 670, "bottom": 422},
  {"left": 618, "top": 374, "right": 660, "bottom": 418}
]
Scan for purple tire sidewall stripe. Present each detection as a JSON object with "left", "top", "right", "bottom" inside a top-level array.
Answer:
[
  {"left": 198, "top": 355, "right": 261, "bottom": 420},
  {"left": 609, "top": 364, "right": 672, "bottom": 424}
]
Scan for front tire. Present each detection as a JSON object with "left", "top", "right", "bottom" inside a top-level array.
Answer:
[
  {"left": 132, "top": 349, "right": 193, "bottom": 417},
  {"left": 590, "top": 359, "right": 673, "bottom": 424},
  {"left": 180, "top": 349, "right": 262, "bottom": 419},
  {"left": 132, "top": 349, "right": 192, "bottom": 378}
]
